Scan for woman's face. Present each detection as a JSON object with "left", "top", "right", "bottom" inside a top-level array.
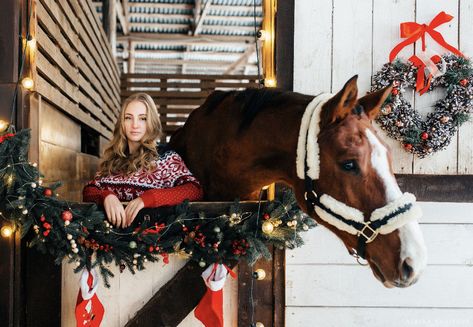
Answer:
[{"left": 123, "top": 100, "right": 148, "bottom": 143}]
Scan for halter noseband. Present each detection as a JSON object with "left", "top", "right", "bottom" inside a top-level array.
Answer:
[{"left": 304, "top": 182, "right": 422, "bottom": 259}]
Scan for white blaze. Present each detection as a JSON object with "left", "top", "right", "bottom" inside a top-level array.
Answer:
[{"left": 365, "top": 129, "right": 427, "bottom": 280}]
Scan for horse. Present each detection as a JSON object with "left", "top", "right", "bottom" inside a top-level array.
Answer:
[{"left": 169, "top": 76, "right": 427, "bottom": 288}]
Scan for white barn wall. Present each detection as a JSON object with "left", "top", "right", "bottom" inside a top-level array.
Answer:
[{"left": 293, "top": 0, "right": 473, "bottom": 325}]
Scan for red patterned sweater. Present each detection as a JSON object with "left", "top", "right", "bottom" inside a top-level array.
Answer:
[{"left": 83, "top": 149, "right": 203, "bottom": 207}]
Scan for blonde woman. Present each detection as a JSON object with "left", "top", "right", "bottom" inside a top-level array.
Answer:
[{"left": 83, "top": 93, "right": 203, "bottom": 228}]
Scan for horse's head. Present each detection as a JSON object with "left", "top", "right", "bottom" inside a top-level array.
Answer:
[{"left": 313, "top": 76, "right": 427, "bottom": 288}]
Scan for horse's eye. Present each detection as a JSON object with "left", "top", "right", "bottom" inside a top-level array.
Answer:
[{"left": 340, "top": 160, "right": 358, "bottom": 172}]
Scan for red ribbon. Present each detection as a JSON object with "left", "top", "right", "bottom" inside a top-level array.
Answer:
[
  {"left": 389, "top": 11, "right": 464, "bottom": 62},
  {"left": 0, "top": 133, "right": 14, "bottom": 143},
  {"left": 409, "top": 54, "right": 441, "bottom": 95}
]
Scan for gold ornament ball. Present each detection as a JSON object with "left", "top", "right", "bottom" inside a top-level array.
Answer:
[{"left": 261, "top": 221, "right": 274, "bottom": 234}]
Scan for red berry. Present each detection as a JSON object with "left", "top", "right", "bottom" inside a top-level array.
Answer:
[
  {"left": 43, "top": 222, "right": 51, "bottom": 229},
  {"left": 61, "top": 210, "right": 73, "bottom": 221},
  {"left": 460, "top": 79, "right": 468, "bottom": 86},
  {"left": 99, "top": 245, "right": 104, "bottom": 250},
  {"left": 43, "top": 230, "right": 50, "bottom": 237},
  {"left": 43, "top": 188, "right": 53, "bottom": 197},
  {"left": 40, "top": 215, "right": 46, "bottom": 222},
  {"left": 149, "top": 246, "right": 154, "bottom": 252},
  {"left": 391, "top": 88, "right": 399, "bottom": 95},
  {"left": 421, "top": 132, "right": 429, "bottom": 140},
  {"left": 404, "top": 144, "right": 413, "bottom": 151}
]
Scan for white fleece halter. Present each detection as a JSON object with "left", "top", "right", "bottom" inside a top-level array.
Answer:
[{"left": 296, "top": 93, "right": 333, "bottom": 180}]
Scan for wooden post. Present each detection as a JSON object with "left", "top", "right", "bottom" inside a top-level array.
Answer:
[
  {"left": 102, "top": 0, "right": 117, "bottom": 56},
  {"left": 0, "top": 0, "right": 19, "bottom": 325}
]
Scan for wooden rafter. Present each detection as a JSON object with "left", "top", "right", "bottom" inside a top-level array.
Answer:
[
  {"left": 193, "top": 0, "right": 212, "bottom": 35},
  {"left": 118, "top": 33, "right": 254, "bottom": 45},
  {"left": 116, "top": 0, "right": 129, "bottom": 35},
  {"left": 224, "top": 46, "right": 255, "bottom": 74}
]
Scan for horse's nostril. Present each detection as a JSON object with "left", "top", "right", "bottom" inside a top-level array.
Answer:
[{"left": 401, "top": 257, "right": 415, "bottom": 282}]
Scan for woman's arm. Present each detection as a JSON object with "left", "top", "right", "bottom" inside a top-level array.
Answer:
[
  {"left": 139, "top": 182, "right": 203, "bottom": 208},
  {"left": 82, "top": 185, "right": 115, "bottom": 206}
]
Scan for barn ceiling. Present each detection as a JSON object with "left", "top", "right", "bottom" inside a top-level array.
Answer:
[{"left": 93, "top": 0, "right": 263, "bottom": 75}]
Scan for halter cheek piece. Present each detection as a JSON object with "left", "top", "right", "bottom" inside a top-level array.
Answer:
[{"left": 303, "top": 183, "right": 422, "bottom": 259}]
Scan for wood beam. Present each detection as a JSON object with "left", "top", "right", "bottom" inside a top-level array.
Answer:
[
  {"left": 116, "top": 0, "right": 128, "bottom": 35},
  {"left": 128, "top": 40, "right": 135, "bottom": 73},
  {"left": 103, "top": 0, "right": 117, "bottom": 56},
  {"left": 193, "top": 0, "right": 212, "bottom": 35},
  {"left": 224, "top": 46, "right": 255, "bottom": 74},
  {"left": 118, "top": 33, "right": 254, "bottom": 45}
]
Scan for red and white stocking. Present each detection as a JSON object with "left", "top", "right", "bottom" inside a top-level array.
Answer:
[
  {"left": 195, "top": 263, "right": 236, "bottom": 327},
  {"left": 75, "top": 268, "right": 104, "bottom": 327}
]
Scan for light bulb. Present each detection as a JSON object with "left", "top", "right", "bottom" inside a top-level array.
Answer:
[
  {"left": 253, "top": 268, "right": 266, "bottom": 280},
  {"left": 21, "top": 77, "right": 34, "bottom": 90},
  {"left": 264, "top": 78, "right": 277, "bottom": 88},
  {"left": 0, "top": 120, "right": 8, "bottom": 133},
  {"left": 1, "top": 225, "right": 13, "bottom": 238}
]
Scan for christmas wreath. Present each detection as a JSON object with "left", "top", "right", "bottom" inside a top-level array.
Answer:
[
  {"left": 371, "top": 54, "right": 473, "bottom": 157},
  {"left": 0, "top": 127, "right": 315, "bottom": 287}
]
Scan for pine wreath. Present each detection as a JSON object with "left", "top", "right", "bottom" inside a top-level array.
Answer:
[{"left": 371, "top": 54, "right": 473, "bottom": 157}]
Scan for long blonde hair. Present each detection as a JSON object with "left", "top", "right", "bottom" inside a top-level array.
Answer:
[{"left": 99, "top": 93, "right": 163, "bottom": 176}]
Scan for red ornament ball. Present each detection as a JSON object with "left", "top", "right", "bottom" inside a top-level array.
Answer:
[
  {"left": 40, "top": 215, "right": 46, "bottom": 222},
  {"left": 404, "top": 144, "right": 413, "bottom": 151},
  {"left": 391, "top": 88, "right": 399, "bottom": 95},
  {"left": 43, "top": 188, "right": 53, "bottom": 197},
  {"left": 263, "top": 213, "right": 270, "bottom": 220},
  {"left": 61, "top": 210, "right": 73, "bottom": 221},
  {"left": 421, "top": 132, "right": 429, "bottom": 140},
  {"left": 43, "top": 230, "right": 50, "bottom": 237},
  {"left": 460, "top": 79, "right": 468, "bottom": 86}
]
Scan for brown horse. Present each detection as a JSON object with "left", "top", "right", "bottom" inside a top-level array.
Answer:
[{"left": 169, "top": 76, "right": 427, "bottom": 288}]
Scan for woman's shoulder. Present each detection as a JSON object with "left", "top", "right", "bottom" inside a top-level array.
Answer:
[{"left": 157, "top": 144, "right": 182, "bottom": 160}]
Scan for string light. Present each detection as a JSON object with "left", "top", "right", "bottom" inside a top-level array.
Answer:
[
  {"left": 21, "top": 77, "right": 34, "bottom": 90},
  {"left": 0, "top": 120, "right": 9, "bottom": 133},
  {"left": 1, "top": 225, "right": 14, "bottom": 238},
  {"left": 256, "top": 29, "right": 268, "bottom": 41},
  {"left": 253, "top": 268, "right": 266, "bottom": 280},
  {"left": 264, "top": 78, "right": 277, "bottom": 88}
]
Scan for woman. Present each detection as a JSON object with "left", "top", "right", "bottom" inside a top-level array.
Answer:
[{"left": 83, "top": 93, "right": 203, "bottom": 228}]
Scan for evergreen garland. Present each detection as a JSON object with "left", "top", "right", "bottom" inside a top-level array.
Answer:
[
  {"left": 0, "top": 127, "right": 315, "bottom": 287},
  {"left": 371, "top": 54, "right": 473, "bottom": 157}
]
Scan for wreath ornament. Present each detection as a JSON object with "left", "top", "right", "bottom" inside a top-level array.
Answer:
[{"left": 371, "top": 11, "right": 473, "bottom": 157}]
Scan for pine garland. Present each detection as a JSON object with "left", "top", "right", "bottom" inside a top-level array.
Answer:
[
  {"left": 0, "top": 127, "right": 316, "bottom": 287},
  {"left": 371, "top": 54, "right": 473, "bottom": 157}
]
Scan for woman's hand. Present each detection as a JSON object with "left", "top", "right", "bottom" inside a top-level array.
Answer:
[
  {"left": 103, "top": 194, "right": 126, "bottom": 228},
  {"left": 124, "top": 197, "right": 144, "bottom": 227}
]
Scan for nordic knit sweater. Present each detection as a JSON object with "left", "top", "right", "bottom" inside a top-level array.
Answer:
[{"left": 83, "top": 149, "right": 203, "bottom": 207}]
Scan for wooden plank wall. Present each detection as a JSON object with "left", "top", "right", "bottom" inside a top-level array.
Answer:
[
  {"left": 121, "top": 74, "right": 259, "bottom": 141},
  {"left": 291, "top": 0, "right": 473, "bottom": 325},
  {"left": 294, "top": 0, "right": 473, "bottom": 175},
  {"left": 35, "top": 0, "right": 120, "bottom": 140}
]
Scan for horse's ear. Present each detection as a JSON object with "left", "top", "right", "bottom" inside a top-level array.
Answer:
[
  {"left": 321, "top": 75, "right": 358, "bottom": 127},
  {"left": 358, "top": 86, "right": 392, "bottom": 120}
]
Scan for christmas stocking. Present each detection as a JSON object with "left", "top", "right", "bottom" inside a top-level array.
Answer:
[
  {"left": 195, "top": 264, "right": 236, "bottom": 327},
  {"left": 75, "top": 268, "right": 104, "bottom": 327}
]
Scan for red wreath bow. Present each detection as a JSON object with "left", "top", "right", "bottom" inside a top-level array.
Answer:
[
  {"left": 389, "top": 11, "right": 463, "bottom": 62},
  {"left": 409, "top": 54, "right": 441, "bottom": 95}
]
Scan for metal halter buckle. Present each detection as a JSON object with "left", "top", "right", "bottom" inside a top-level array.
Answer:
[
  {"left": 358, "top": 222, "right": 378, "bottom": 243},
  {"left": 304, "top": 190, "right": 318, "bottom": 201}
]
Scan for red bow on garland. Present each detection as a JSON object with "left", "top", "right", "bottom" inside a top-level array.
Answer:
[{"left": 409, "top": 54, "right": 441, "bottom": 95}]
